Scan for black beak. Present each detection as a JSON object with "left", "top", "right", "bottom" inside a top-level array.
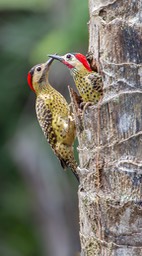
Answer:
[
  {"left": 48, "top": 54, "right": 64, "bottom": 62},
  {"left": 45, "top": 57, "right": 54, "bottom": 69},
  {"left": 39, "top": 58, "right": 54, "bottom": 83}
]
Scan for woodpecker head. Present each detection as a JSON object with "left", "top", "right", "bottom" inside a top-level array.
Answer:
[
  {"left": 48, "top": 53, "right": 92, "bottom": 73},
  {"left": 27, "top": 58, "right": 54, "bottom": 93}
]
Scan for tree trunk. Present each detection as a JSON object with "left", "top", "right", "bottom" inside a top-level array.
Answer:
[{"left": 76, "top": 0, "right": 142, "bottom": 255}]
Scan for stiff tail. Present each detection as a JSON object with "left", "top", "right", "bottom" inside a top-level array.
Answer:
[
  {"left": 64, "top": 158, "right": 79, "bottom": 182},
  {"left": 56, "top": 142, "right": 79, "bottom": 182}
]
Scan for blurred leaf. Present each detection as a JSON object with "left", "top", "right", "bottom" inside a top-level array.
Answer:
[
  {"left": 30, "top": 30, "right": 71, "bottom": 63},
  {"left": 0, "top": 0, "right": 52, "bottom": 11},
  {"left": 0, "top": 0, "right": 88, "bottom": 254}
]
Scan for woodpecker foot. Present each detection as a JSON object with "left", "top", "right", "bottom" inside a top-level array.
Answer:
[{"left": 80, "top": 101, "right": 93, "bottom": 112}]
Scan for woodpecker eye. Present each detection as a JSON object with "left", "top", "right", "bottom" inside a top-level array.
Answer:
[
  {"left": 36, "top": 66, "right": 41, "bottom": 72},
  {"left": 66, "top": 54, "right": 72, "bottom": 60}
]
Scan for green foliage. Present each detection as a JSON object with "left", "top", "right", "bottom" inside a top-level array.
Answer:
[
  {"left": 30, "top": 30, "right": 70, "bottom": 63},
  {"left": 0, "top": 0, "right": 52, "bottom": 11},
  {"left": 0, "top": 0, "right": 88, "bottom": 255}
]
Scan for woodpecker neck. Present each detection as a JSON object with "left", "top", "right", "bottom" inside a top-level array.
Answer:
[
  {"left": 70, "top": 66, "right": 91, "bottom": 77},
  {"left": 34, "top": 80, "right": 55, "bottom": 96}
]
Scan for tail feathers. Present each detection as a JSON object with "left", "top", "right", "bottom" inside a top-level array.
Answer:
[
  {"left": 60, "top": 159, "right": 67, "bottom": 169},
  {"left": 65, "top": 158, "right": 79, "bottom": 182},
  {"left": 55, "top": 143, "right": 79, "bottom": 182},
  {"left": 60, "top": 158, "right": 79, "bottom": 182}
]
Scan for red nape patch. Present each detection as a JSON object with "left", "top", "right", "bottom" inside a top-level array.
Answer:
[
  {"left": 27, "top": 72, "right": 35, "bottom": 92},
  {"left": 75, "top": 53, "right": 92, "bottom": 72}
]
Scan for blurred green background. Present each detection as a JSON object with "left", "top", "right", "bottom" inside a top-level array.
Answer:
[{"left": 0, "top": 0, "right": 89, "bottom": 255}]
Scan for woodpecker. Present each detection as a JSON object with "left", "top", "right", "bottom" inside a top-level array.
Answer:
[
  {"left": 27, "top": 58, "right": 78, "bottom": 181},
  {"left": 48, "top": 53, "right": 103, "bottom": 103}
]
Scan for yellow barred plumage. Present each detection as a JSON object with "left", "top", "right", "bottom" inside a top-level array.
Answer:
[{"left": 27, "top": 59, "right": 78, "bottom": 181}]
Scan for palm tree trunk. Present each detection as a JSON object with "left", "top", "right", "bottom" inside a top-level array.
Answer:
[{"left": 74, "top": 0, "right": 142, "bottom": 255}]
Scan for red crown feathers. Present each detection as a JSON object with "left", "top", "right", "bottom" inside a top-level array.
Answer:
[{"left": 75, "top": 53, "right": 92, "bottom": 71}]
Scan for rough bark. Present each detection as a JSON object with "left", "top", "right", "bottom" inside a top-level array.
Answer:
[{"left": 75, "top": 0, "right": 142, "bottom": 255}]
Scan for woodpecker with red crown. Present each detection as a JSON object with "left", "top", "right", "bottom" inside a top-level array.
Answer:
[
  {"left": 27, "top": 58, "right": 78, "bottom": 181},
  {"left": 48, "top": 53, "right": 103, "bottom": 104}
]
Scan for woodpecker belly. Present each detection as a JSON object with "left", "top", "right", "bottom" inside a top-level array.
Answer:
[
  {"left": 27, "top": 58, "right": 79, "bottom": 180},
  {"left": 73, "top": 71, "right": 103, "bottom": 103},
  {"left": 36, "top": 93, "right": 78, "bottom": 179}
]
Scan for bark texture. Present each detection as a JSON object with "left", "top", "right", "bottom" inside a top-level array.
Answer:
[{"left": 76, "top": 0, "right": 142, "bottom": 255}]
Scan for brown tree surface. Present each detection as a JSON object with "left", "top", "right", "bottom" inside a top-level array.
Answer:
[{"left": 73, "top": 0, "right": 142, "bottom": 255}]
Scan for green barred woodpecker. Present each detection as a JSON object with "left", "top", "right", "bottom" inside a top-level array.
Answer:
[
  {"left": 48, "top": 53, "right": 103, "bottom": 103},
  {"left": 27, "top": 58, "right": 79, "bottom": 181}
]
